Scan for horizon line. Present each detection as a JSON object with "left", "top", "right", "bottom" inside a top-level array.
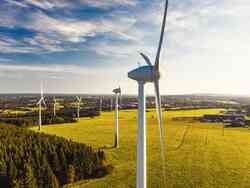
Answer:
[{"left": 0, "top": 92, "right": 249, "bottom": 97}]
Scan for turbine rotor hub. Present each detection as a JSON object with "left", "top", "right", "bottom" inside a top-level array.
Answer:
[
  {"left": 113, "top": 88, "right": 121, "bottom": 94},
  {"left": 128, "top": 66, "right": 160, "bottom": 83}
]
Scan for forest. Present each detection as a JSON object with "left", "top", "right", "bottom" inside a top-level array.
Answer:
[{"left": 0, "top": 123, "right": 110, "bottom": 188}]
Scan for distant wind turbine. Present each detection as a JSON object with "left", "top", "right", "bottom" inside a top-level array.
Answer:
[
  {"left": 112, "top": 87, "right": 121, "bottom": 148},
  {"left": 37, "top": 83, "right": 46, "bottom": 131},
  {"left": 119, "top": 91, "right": 123, "bottom": 110},
  {"left": 110, "top": 97, "right": 113, "bottom": 111},
  {"left": 76, "top": 96, "right": 82, "bottom": 120},
  {"left": 128, "top": 0, "right": 168, "bottom": 188},
  {"left": 99, "top": 96, "right": 103, "bottom": 112},
  {"left": 53, "top": 97, "right": 58, "bottom": 117}
]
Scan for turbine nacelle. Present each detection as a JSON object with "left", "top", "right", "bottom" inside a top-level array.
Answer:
[
  {"left": 128, "top": 66, "right": 160, "bottom": 83},
  {"left": 76, "top": 96, "right": 82, "bottom": 103},
  {"left": 113, "top": 87, "right": 121, "bottom": 94}
]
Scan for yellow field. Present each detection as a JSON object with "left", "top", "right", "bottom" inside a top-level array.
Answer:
[{"left": 31, "top": 109, "right": 250, "bottom": 188}]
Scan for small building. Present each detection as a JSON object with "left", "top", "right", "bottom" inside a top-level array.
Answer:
[
  {"left": 200, "top": 114, "right": 246, "bottom": 127},
  {"left": 224, "top": 119, "right": 246, "bottom": 127}
]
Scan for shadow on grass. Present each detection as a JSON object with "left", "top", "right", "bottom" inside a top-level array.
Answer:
[
  {"left": 169, "top": 125, "right": 191, "bottom": 151},
  {"left": 99, "top": 145, "right": 117, "bottom": 150}
]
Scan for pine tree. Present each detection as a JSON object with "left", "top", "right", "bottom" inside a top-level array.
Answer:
[
  {"left": 22, "top": 163, "right": 37, "bottom": 188},
  {"left": 66, "top": 165, "right": 75, "bottom": 184},
  {"left": 50, "top": 152, "right": 61, "bottom": 176},
  {"left": 0, "top": 160, "right": 7, "bottom": 176},
  {"left": 50, "top": 172, "right": 60, "bottom": 188},
  {"left": 42, "top": 160, "right": 60, "bottom": 188},
  {"left": 58, "top": 148, "right": 67, "bottom": 183},
  {"left": 7, "top": 158, "right": 17, "bottom": 186},
  {"left": 12, "top": 179, "right": 21, "bottom": 188}
]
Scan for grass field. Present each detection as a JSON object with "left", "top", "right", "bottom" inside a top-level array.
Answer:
[{"left": 31, "top": 109, "right": 250, "bottom": 188}]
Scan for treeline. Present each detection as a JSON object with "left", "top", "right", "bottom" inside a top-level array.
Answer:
[
  {"left": 0, "top": 116, "right": 76, "bottom": 128},
  {"left": 0, "top": 107, "right": 100, "bottom": 127},
  {"left": 0, "top": 124, "right": 110, "bottom": 187},
  {"left": 164, "top": 106, "right": 221, "bottom": 111}
]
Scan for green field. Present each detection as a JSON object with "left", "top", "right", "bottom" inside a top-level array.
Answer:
[{"left": 31, "top": 109, "right": 250, "bottom": 188}]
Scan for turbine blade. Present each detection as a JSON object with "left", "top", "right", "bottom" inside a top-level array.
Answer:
[
  {"left": 76, "top": 96, "right": 81, "bottom": 102},
  {"left": 42, "top": 98, "right": 46, "bottom": 107},
  {"left": 139, "top": 52, "right": 153, "bottom": 66},
  {"left": 154, "top": 80, "right": 166, "bottom": 186},
  {"left": 155, "top": 0, "right": 168, "bottom": 69},
  {"left": 37, "top": 98, "right": 43, "bottom": 105}
]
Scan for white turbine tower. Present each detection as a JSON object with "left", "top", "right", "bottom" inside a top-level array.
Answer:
[
  {"left": 76, "top": 96, "right": 82, "bottom": 120},
  {"left": 110, "top": 97, "right": 113, "bottom": 111},
  {"left": 99, "top": 96, "right": 103, "bottom": 112},
  {"left": 112, "top": 87, "right": 121, "bottom": 148},
  {"left": 53, "top": 97, "right": 57, "bottom": 117},
  {"left": 37, "top": 83, "right": 46, "bottom": 131},
  {"left": 128, "top": 1, "right": 168, "bottom": 188}
]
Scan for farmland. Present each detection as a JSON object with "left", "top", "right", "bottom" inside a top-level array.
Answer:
[{"left": 31, "top": 108, "right": 250, "bottom": 188}]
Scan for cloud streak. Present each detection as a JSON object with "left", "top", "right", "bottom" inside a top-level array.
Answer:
[{"left": 3, "top": 0, "right": 138, "bottom": 10}]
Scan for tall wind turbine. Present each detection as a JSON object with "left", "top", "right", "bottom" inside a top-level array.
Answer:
[
  {"left": 76, "top": 96, "right": 82, "bottom": 120},
  {"left": 37, "top": 83, "right": 46, "bottom": 131},
  {"left": 128, "top": 0, "right": 168, "bottom": 188},
  {"left": 112, "top": 87, "right": 121, "bottom": 148}
]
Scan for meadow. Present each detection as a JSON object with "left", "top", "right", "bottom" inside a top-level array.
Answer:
[{"left": 31, "top": 109, "right": 250, "bottom": 188}]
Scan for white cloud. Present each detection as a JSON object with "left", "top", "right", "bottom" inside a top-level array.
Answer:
[
  {"left": 0, "top": 63, "right": 80, "bottom": 73},
  {"left": 0, "top": 36, "right": 42, "bottom": 53},
  {"left": 4, "top": 0, "right": 138, "bottom": 10},
  {"left": 23, "top": 34, "right": 67, "bottom": 52},
  {"left": 0, "top": 9, "right": 138, "bottom": 53},
  {"left": 4, "top": 0, "right": 72, "bottom": 9},
  {"left": 80, "top": 0, "right": 138, "bottom": 8},
  {"left": 27, "top": 11, "right": 137, "bottom": 43},
  {"left": 3, "top": 0, "right": 28, "bottom": 8},
  {"left": 24, "top": 0, "right": 60, "bottom": 9},
  {"left": 27, "top": 12, "right": 98, "bottom": 42}
]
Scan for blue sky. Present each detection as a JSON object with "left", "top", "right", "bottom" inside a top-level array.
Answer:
[{"left": 0, "top": 0, "right": 250, "bottom": 94}]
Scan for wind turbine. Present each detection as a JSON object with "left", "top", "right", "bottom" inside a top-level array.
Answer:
[
  {"left": 110, "top": 97, "right": 113, "bottom": 111},
  {"left": 128, "top": 0, "right": 168, "bottom": 188},
  {"left": 53, "top": 97, "right": 58, "bottom": 117},
  {"left": 99, "top": 96, "right": 103, "bottom": 112},
  {"left": 37, "top": 83, "right": 46, "bottom": 131},
  {"left": 76, "top": 96, "right": 82, "bottom": 120},
  {"left": 119, "top": 91, "right": 123, "bottom": 110},
  {"left": 112, "top": 87, "right": 121, "bottom": 148}
]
